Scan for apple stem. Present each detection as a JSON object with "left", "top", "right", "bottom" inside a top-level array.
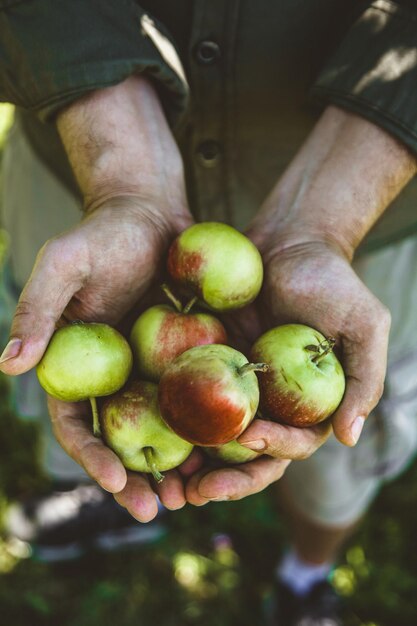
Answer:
[
  {"left": 90, "top": 397, "right": 101, "bottom": 438},
  {"left": 310, "top": 337, "right": 336, "bottom": 364},
  {"left": 161, "top": 283, "right": 183, "bottom": 313},
  {"left": 238, "top": 362, "right": 269, "bottom": 377},
  {"left": 183, "top": 296, "right": 198, "bottom": 314},
  {"left": 144, "top": 447, "right": 165, "bottom": 483}
]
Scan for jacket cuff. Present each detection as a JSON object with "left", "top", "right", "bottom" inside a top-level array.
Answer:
[
  {"left": 311, "top": 0, "right": 417, "bottom": 155},
  {"left": 0, "top": 0, "right": 188, "bottom": 127}
]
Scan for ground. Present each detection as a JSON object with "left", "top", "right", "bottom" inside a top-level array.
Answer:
[{"left": 0, "top": 371, "right": 417, "bottom": 626}]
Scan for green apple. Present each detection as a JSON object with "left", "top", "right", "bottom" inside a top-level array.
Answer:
[
  {"left": 167, "top": 222, "right": 263, "bottom": 311},
  {"left": 101, "top": 380, "right": 193, "bottom": 482},
  {"left": 251, "top": 324, "right": 345, "bottom": 427},
  {"left": 158, "top": 344, "right": 268, "bottom": 446},
  {"left": 130, "top": 285, "right": 227, "bottom": 381},
  {"left": 36, "top": 322, "right": 133, "bottom": 435}
]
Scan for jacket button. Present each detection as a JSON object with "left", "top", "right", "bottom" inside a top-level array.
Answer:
[
  {"left": 194, "top": 40, "right": 221, "bottom": 65},
  {"left": 196, "top": 141, "right": 221, "bottom": 168}
]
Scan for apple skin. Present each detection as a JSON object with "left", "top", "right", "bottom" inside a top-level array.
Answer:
[
  {"left": 158, "top": 344, "right": 261, "bottom": 446},
  {"left": 205, "top": 440, "right": 260, "bottom": 464},
  {"left": 101, "top": 380, "right": 193, "bottom": 474},
  {"left": 130, "top": 304, "right": 227, "bottom": 382},
  {"left": 167, "top": 222, "right": 263, "bottom": 311},
  {"left": 36, "top": 322, "right": 133, "bottom": 401},
  {"left": 251, "top": 324, "right": 345, "bottom": 428}
]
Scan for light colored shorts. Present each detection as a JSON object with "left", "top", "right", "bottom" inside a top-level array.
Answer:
[{"left": 2, "top": 118, "right": 417, "bottom": 522}]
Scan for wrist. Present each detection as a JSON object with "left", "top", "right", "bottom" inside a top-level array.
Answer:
[
  {"left": 248, "top": 106, "right": 416, "bottom": 262},
  {"left": 57, "top": 75, "right": 192, "bottom": 229},
  {"left": 248, "top": 200, "right": 357, "bottom": 263},
  {"left": 252, "top": 228, "right": 351, "bottom": 272},
  {"left": 83, "top": 194, "right": 193, "bottom": 247}
]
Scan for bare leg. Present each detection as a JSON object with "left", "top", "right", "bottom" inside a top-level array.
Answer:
[{"left": 276, "top": 479, "right": 361, "bottom": 564}]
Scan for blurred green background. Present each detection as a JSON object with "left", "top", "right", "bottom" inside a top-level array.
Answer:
[{"left": 0, "top": 103, "right": 416, "bottom": 626}]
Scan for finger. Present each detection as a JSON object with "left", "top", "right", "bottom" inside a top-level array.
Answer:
[
  {"left": 154, "top": 469, "right": 187, "bottom": 510},
  {"left": 0, "top": 238, "right": 88, "bottom": 375},
  {"left": 48, "top": 396, "right": 127, "bottom": 493},
  {"left": 332, "top": 307, "right": 391, "bottom": 446},
  {"left": 177, "top": 448, "right": 205, "bottom": 477},
  {"left": 187, "top": 457, "right": 290, "bottom": 502},
  {"left": 237, "top": 418, "right": 331, "bottom": 459},
  {"left": 114, "top": 472, "right": 159, "bottom": 522},
  {"left": 185, "top": 467, "right": 217, "bottom": 506}
]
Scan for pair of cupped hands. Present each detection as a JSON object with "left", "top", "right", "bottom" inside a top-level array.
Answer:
[
  {"left": 0, "top": 199, "right": 389, "bottom": 521},
  {"left": 0, "top": 76, "right": 396, "bottom": 522}
]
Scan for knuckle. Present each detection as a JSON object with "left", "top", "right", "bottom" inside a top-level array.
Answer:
[
  {"left": 13, "top": 299, "right": 33, "bottom": 322},
  {"left": 266, "top": 433, "right": 312, "bottom": 461},
  {"left": 261, "top": 422, "right": 285, "bottom": 454},
  {"left": 363, "top": 377, "right": 385, "bottom": 410},
  {"left": 40, "top": 237, "right": 88, "bottom": 282},
  {"left": 276, "top": 460, "right": 291, "bottom": 479},
  {"left": 357, "top": 301, "right": 390, "bottom": 340},
  {"left": 38, "top": 238, "right": 61, "bottom": 263},
  {"left": 78, "top": 438, "right": 101, "bottom": 465},
  {"left": 294, "top": 448, "right": 311, "bottom": 461},
  {"left": 35, "top": 238, "right": 68, "bottom": 279},
  {"left": 292, "top": 442, "right": 316, "bottom": 460},
  {"left": 375, "top": 304, "right": 391, "bottom": 334},
  {"left": 372, "top": 380, "right": 385, "bottom": 406},
  {"left": 229, "top": 493, "right": 245, "bottom": 502},
  {"left": 264, "top": 443, "right": 285, "bottom": 460},
  {"left": 266, "top": 440, "right": 299, "bottom": 461}
]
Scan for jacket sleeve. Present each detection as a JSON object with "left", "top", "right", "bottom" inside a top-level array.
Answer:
[
  {"left": 0, "top": 0, "right": 188, "bottom": 126},
  {"left": 311, "top": 0, "right": 417, "bottom": 155}
]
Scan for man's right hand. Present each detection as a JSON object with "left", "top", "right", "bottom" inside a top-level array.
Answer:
[
  {"left": 0, "top": 194, "right": 195, "bottom": 520},
  {"left": 0, "top": 75, "right": 195, "bottom": 520}
]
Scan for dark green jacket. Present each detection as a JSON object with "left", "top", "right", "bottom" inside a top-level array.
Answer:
[{"left": 1, "top": 0, "right": 417, "bottom": 253}]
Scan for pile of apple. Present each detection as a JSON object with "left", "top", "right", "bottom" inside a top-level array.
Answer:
[{"left": 36, "top": 223, "right": 345, "bottom": 483}]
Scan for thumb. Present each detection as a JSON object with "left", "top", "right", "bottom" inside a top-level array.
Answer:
[
  {"left": 332, "top": 309, "right": 390, "bottom": 446},
  {"left": 0, "top": 239, "right": 88, "bottom": 375}
]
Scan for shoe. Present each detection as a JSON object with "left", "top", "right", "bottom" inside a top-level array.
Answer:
[
  {"left": 4, "top": 482, "right": 166, "bottom": 562},
  {"left": 264, "top": 579, "right": 344, "bottom": 626}
]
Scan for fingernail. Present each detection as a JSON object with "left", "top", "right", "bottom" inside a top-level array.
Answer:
[
  {"left": 0, "top": 338, "right": 22, "bottom": 364},
  {"left": 238, "top": 439, "right": 267, "bottom": 452},
  {"left": 350, "top": 416, "right": 365, "bottom": 445}
]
